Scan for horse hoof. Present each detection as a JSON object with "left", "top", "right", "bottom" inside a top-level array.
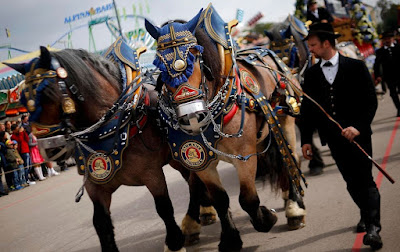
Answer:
[
  {"left": 164, "top": 244, "right": 186, "bottom": 252},
  {"left": 287, "top": 216, "right": 305, "bottom": 230},
  {"left": 200, "top": 213, "right": 217, "bottom": 226},
  {"left": 251, "top": 206, "right": 278, "bottom": 232},
  {"left": 218, "top": 230, "right": 242, "bottom": 252},
  {"left": 200, "top": 206, "right": 217, "bottom": 226},
  {"left": 184, "top": 233, "right": 200, "bottom": 246}
]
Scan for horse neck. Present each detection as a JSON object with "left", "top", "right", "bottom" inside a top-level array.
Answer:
[{"left": 76, "top": 73, "right": 120, "bottom": 126}]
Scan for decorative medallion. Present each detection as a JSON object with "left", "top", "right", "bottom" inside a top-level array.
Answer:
[
  {"left": 240, "top": 68, "right": 260, "bottom": 94},
  {"left": 173, "top": 84, "right": 201, "bottom": 103},
  {"left": 87, "top": 152, "right": 113, "bottom": 181},
  {"left": 180, "top": 141, "right": 206, "bottom": 168},
  {"left": 56, "top": 67, "right": 68, "bottom": 79}
]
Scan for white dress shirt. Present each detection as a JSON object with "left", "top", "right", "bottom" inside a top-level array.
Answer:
[
  {"left": 320, "top": 51, "right": 339, "bottom": 85},
  {"left": 312, "top": 10, "right": 319, "bottom": 18}
]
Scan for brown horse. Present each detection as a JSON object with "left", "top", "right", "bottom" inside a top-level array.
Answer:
[
  {"left": 5, "top": 44, "right": 213, "bottom": 251},
  {"left": 145, "top": 4, "right": 306, "bottom": 251}
]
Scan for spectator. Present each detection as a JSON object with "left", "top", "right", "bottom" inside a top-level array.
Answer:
[
  {"left": 307, "top": 0, "right": 334, "bottom": 24},
  {"left": 11, "top": 124, "right": 35, "bottom": 184},
  {"left": 5, "top": 140, "right": 25, "bottom": 190},
  {"left": 21, "top": 114, "right": 31, "bottom": 134},
  {"left": 373, "top": 31, "right": 400, "bottom": 117},
  {"left": 28, "top": 132, "right": 46, "bottom": 181},
  {"left": 4, "top": 120, "right": 12, "bottom": 137},
  {"left": 0, "top": 131, "right": 9, "bottom": 196}
]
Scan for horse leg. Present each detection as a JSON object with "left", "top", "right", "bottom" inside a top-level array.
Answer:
[
  {"left": 171, "top": 161, "right": 216, "bottom": 246},
  {"left": 86, "top": 184, "right": 118, "bottom": 252},
  {"left": 145, "top": 174, "right": 185, "bottom": 252},
  {"left": 235, "top": 157, "right": 278, "bottom": 232},
  {"left": 196, "top": 164, "right": 243, "bottom": 252},
  {"left": 279, "top": 115, "right": 307, "bottom": 230}
]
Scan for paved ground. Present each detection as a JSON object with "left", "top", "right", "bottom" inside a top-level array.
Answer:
[{"left": 0, "top": 92, "right": 399, "bottom": 252}]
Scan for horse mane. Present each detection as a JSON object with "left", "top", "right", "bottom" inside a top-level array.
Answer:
[
  {"left": 50, "top": 49, "right": 122, "bottom": 107},
  {"left": 195, "top": 28, "right": 223, "bottom": 90}
]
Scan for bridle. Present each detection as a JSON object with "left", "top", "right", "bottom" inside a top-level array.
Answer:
[{"left": 22, "top": 57, "right": 83, "bottom": 161}]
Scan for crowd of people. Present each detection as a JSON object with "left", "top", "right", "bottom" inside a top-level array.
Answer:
[{"left": 0, "top": 114, "right": 62, "bottom": 197}]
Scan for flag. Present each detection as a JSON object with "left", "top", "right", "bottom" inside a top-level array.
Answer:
[{"left": 5, "top": 28, "right": 10, "bottom": 38}]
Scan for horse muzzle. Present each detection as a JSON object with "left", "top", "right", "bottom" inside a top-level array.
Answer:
[
  {"left": 176, "top": 99, "right": 211, "bottom": 135},
  {"left": 38, "top": 135, "right": 75, "bottom": 162}
]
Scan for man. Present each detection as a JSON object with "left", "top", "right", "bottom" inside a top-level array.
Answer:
[
  {"left": 301, "top": 23, "right": 382, "bottom": 250},
  {"left": 307, "top": 0, "right": 334, "bottom": 24},
  {"left": 374, "top": 31, "right": 400, "bottom": 117},
  {"left": 21, "top": 114, "right": 31, "bottom": 134}
]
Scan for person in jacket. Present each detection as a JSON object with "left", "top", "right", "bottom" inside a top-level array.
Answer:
[
  {"left": 373, "top": 31, "right": 400, "bottom": 117},
  {"left": 301, "top": 22, "right": 382, "bottom": 250}
]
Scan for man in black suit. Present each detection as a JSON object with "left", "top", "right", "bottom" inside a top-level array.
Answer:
[
  {"left": 307, "top": 0, "right": 334, "bottom": 24},
  {"left": 374, "top": 31, "right": 400, "bottom": 117},
  {"left": 301, "top": 23, "right": 382, "bottom": 250}
]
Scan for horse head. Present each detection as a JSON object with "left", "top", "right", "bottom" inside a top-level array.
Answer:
[
  {"left": 266, "top": 15, "right": 311, "bottom": 72},
  {"left": 146, "top": 9, "right": 226, "bottom": 135},
  {"left": 4, "top": 46, "right": 122, "bottom": 161}
]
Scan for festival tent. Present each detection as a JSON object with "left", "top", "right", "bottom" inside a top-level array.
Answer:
[{"left": 0, "top": 47, "right": 58, "bottom": 118}]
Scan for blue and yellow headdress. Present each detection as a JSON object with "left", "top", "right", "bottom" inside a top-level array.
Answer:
[{"left": 145, "top": 10, "right": 204, "bottom": 87}]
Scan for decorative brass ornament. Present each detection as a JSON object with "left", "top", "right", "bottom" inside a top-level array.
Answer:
[
  {"left": 115, "top": 160, "right": 120, "bottom": 166},
  {"left": 62, "top": 97, "right": 76, "bottom": 114},
  {"left": 174, "top": 59, "right": 186, "bottom": 70},
  {"left": 56, "top": 67, "right": 68, "bottom": 79},
  {"left": 27, "top": 99, "right": 36, "bottom": 112}
]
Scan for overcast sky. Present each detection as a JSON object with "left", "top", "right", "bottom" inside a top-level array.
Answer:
[{"left": 0, "top": 0, "right": 385, "bottom": 60}]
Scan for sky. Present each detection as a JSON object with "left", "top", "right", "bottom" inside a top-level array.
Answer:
[{"left": 0, "top": 0, "right": 385, "bottom": 61}]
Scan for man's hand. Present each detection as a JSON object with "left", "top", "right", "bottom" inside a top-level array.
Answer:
[
  {"left": 341, "top": 126, "right": 360, "bottom": 142},
  {"left": 302, "top": 144, "right": 313, "bottom": 160}
]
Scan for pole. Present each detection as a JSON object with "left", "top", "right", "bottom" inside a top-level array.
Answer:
[{"left": 112, "top": 0, "right": 123, "bottom": 38}]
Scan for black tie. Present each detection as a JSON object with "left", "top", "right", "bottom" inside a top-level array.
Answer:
[{"left": 323, "top": 61, "right": 332, "bottom": 67}]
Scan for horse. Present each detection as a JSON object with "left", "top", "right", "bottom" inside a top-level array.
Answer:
[
  {"left": 145, "top": 4, "right": 306, "bottom": 251},
  {"left": 5, "top": 43, "right": 215, "bottom": 251},
  {"left": 265, "top": 14, "right": 311, "bottom": 82}
]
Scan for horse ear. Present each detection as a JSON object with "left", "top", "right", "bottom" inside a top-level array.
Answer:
[
  {"left": 283, "top": 26, "right": 291, "bottom": 39},
  {"left": 2, "top": 62, "right": 26, "bottom": 75},
  {"left": 187, "top": 9, "right": 203, "bottom": 34},
  {"left": 264, "top": 30, "right": 274, "bottom": 41},
  {"left": 39, "top": 46, "right": 52, "bottom": 69},
  {"left": 145, "top": 19, "right": 161, "bottom": 40}
]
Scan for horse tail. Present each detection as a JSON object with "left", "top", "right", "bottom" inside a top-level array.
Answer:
[{"left": 256, "top": 135, "right": 290, "bottom": 192}]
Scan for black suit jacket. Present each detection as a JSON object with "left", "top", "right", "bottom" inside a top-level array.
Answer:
[
  {"left": 300, "top": 54, "right": 377, "bottom": 146},
  {"left": 307, "top": 7, "right": 334, "bottom": 24},
  {"left": 373, "top": 43, "right": 400, "bottom": 82}
]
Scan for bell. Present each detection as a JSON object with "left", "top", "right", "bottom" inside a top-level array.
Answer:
[
  {"left": 174, "top": 59, "right": 186, "bottom": 70},
  {"left": 27, "top": 99, "right": 36, "bottom": 112}
]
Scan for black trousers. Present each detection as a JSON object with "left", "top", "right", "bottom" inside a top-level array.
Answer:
[
  {"left": 327, "top": 134, "right": 381, "bottom": 228},
  {"left": 385, "top": 80, "right": 400, "bottom": 110}
]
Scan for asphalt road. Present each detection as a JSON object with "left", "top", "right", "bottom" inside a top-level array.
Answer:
[{"left": 0, "top": 92, "right": 399, "bottom": 252}]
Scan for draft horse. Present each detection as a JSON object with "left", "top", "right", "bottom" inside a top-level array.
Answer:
[
  {"left": 145, "top": 5, "right": 306, "bottom": 251},
  {"left": 5, "top": 43, "right": 210, "bottom": 251}
]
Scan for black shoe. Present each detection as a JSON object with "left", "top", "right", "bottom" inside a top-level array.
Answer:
[
  {"left": 356, "top": 219, "right": 366, "bottom": 233},
  {"left": 309, "top": 167, "right": 323, "bottom": 176},
  {"left": 363, "top": 225, "right": 383, "bottom": 250},
  {"left": 0, "top": 191, "right": 8, "bottom": 196}
]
